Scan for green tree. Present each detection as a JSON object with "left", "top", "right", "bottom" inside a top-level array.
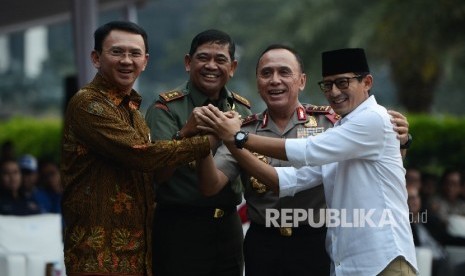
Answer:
[{"left": 190, "top": 0, "right": 465, "bottom": 113}]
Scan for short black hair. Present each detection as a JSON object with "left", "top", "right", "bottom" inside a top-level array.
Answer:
[
  {"left": 94, "top": 21, "right": 148, "bottom": 53},
  {"left": 189, "top": 29, "right": 235, "bottom": 60},
  {"left": 256, "top": 44, "right": 305, "bottom": 74}
]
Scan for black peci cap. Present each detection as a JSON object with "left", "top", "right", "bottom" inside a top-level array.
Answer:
[{"left": 321, "top": 48, "right": 370, "bottom": 77}]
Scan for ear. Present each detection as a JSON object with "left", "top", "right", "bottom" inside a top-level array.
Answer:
[
  {"left": 299, "top": 73, "right": 307, "bottom": 91},
  {"left": 184, "top": 54, "right": 191, "bottom": 73},
  {"left": 229, "top": 60, "right": 238, "bottom": 78},
  {"left": 91, "top": 50, "right": 100, "bottom": 69},
  {"left": 363, "top": 74, "right": 373, "bottom": 90},
  {"left": 142, "top": 53, "right": 149, "bottom": 71}
]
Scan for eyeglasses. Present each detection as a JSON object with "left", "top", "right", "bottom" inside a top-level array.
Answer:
[
  {"left": 105, "top": 47, "right": 145, "bottom": 59},
  {"left": 318, "top": 76, "right": 363, "bottom": 92}
]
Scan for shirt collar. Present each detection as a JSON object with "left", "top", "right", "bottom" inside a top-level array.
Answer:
[
  {"left": 92, "top": 73, "right": 141, "bottom": 107},
  {"left": 187, "top": 81, "right": 232, "bottom": 108},
  {"left": 259, "top": 104, "right": 306, "bottom": 130}
]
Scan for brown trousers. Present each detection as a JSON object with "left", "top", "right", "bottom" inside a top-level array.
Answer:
[{"left": 378, "top": 256, "right": 417, "bottom": 276}]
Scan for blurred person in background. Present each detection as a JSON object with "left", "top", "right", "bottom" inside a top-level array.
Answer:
[
  {"left": 431, "top": 169, "right": 465, "bottom": 222},
  {"left": 407, "top": 185, "right": 449, "bottom": 276},
  {"left": 37, "top": 159, "right": 62, "bottom": 213},
  {"left": 430, "top": 168, "right": 465, "bottom": 245},
  {"left": 419, "top": 171, "right": 439, "bottom": 212},
  {"left": 17, "top": 154, "right": 48, "bottom": 213},
  {"left": 0, "top": 158, "right": 41, "bottom": 215},
  {"left": 405, "top": 166, "right": 422, "bottom": 191}
]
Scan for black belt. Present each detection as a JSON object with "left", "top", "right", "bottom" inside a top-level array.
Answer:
[
  {"left": 249, "top": 222, "right": 327, "bottom": 237},
  {"left": 156, "top": 204, "right": 236, "bottom": 219}
]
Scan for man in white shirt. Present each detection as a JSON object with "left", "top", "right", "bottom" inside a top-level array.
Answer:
[{"left": 197, "top": 48, "right": 418, "bottom": 275}]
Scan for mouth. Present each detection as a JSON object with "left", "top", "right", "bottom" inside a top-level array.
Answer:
[
  {"left": 330, "top": 97, "right": 347, "bottom": 105},
  {"left": 118, "top": 69, "right": 133, "bottom": 75},
  {"left": 268, "top": 89, "right": 285, "bottom": 95},
  {"left": 201, "top": 73, "right": 220, "bottom": 80}
]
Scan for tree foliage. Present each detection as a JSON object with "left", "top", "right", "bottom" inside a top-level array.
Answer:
[{"left": 186, "top": 0, "right": 465, "bottom": 113}]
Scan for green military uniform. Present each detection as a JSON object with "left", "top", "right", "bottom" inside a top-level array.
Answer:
[
  {"left": 145, "top": 81, "right": 252, "bottom": 276},
  {"left": 214, "top": 103, "right": 339, "bottom": 276}
]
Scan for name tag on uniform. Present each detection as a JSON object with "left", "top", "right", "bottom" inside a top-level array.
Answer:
[{"left": 297, "top": 127, "right": 325, "bottom": 138}]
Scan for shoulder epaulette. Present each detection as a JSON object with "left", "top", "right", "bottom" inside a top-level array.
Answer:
[
  {"left": 159, "top": 90, "right": 185, "bottom": 103},
  {"left": 241, "top": 114, "right": 259, "bottom": 126},
  {"left": 232, "top": 92, "right": 251, "bottom": 109},
  {"left": 305, "top": 105, "right": 340, "bottom": 124},
  {"left": 305, "top": 105, "right": 332, "bottom": 114}
]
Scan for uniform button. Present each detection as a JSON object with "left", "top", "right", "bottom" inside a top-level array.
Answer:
[{"left": 336, "top": 262, "right": 340, "bottom": 266}]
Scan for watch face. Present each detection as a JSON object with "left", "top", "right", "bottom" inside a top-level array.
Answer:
[{"left": 236, "top": 133, "right": 245, "bottom": 140}]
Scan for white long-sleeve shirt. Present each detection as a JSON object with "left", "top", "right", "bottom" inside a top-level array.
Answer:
[{"left": 276, "top": 96, "right": 418, "bottom": 275}]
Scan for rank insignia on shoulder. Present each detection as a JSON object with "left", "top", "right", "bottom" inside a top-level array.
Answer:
[
  {"left": 306, "top": 105, "right": 332, "bottom": 113},
  {"left": 325, "top": 113, "right": 341, "bottom": 125},
  {"left": 232, "top": 92, "right": 251, "bottom": 109},
  {"left": 159, "top": 90, "right": 184, "bottom": 102},
  {"left": 241, "top": 114, "right": 259, "bottom": 126}
]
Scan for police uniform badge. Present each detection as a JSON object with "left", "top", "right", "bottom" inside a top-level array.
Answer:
[{"left": 250, "top": 152, "right": 269, "bottom": 193}]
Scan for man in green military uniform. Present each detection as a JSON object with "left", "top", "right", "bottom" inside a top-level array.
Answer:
[
  {"left": 196, "top": 44, "right": 411, "bottom": 276},
  {"left": 145, "top": 29, "right": 252, "bottom": 276}
]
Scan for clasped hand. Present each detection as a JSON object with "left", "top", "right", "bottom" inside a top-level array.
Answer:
[{"left": 193, "top": 104, "right": 242, "bottom": 143}]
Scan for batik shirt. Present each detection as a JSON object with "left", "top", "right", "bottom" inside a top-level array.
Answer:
[{"left": 61, "top": 73, "right": 210, "bottom": 276}]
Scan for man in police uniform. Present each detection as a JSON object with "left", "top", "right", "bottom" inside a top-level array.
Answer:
[
  {"left": 196, "top": 44, "right": 410, "bottom": 276},
  {"left": 145, "top": 29, "right": 252, "bottom": 276}
]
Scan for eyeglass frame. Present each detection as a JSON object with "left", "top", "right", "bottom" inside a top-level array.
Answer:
[
  {"left": 317, "top": 73, "right": 368, "bottom": 92},
  {"left": 103, "top": 47, "right": 147, "bottom": 59}
]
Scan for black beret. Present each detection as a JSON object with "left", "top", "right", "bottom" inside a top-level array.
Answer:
[{"left": 322, "top": 48, "right": 370, "bottom": 77}]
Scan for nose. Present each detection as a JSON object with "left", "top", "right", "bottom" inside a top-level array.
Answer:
[
  {"left": 205, "top": 58, "right": 218, "bottom": 69},
  {"left": 269, "top": 72, "right": 282, "bottom": 84},
  {"left": 120, "top": 53, "right": 133, "bottom": 64}
]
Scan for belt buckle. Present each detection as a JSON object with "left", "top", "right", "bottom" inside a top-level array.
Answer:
[
  {"left": 279, "top": 227, "right": 292, "bottom": 236},
  {"left": 213, "top": 208, "right": 224, "bottom": 218}
]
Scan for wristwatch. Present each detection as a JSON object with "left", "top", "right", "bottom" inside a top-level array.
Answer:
[
  {"left": 172, "top": 130, "right": 183, "bottom": 140},
  {"left": 234, "top": 130, "right": 249, "bottom": 149},
  {"left": 400, "top": 133, "right": 413, "bottom": 149}
]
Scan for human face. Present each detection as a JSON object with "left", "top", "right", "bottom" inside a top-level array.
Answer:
[
  {"left": 40, "top": 162, "right": 62, "bottom": 194},
  {"left": 256, "top": 49, "right": 305, "bottom": 115},
  {"left": 321, "top": 73, "right": 372, "bottom": 116},
  {"left": 184, "top": 42, "right": 237, "bottom": 99},
  {"left": 92, "top": 30, "right": 148, "bottom": 95},
  {"left": 443, "top": 171, "right": 462, "bottom": 202},
  {"left": 407, "top": 187, "right": 421, "bottom": 216},
  {"left": 0, "top": 160, "right": 22, "bottom": 193}
]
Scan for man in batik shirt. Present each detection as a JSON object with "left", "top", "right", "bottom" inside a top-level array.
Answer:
[{"left": 61, "top": 21, "right": 210, "bottom": 276}]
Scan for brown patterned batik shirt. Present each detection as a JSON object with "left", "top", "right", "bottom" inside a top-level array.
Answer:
[{"left": 61, "top": 73, "right": 210, "bottom": 276}]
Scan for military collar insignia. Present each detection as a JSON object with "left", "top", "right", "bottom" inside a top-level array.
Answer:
[
  {"left": 261, "top": 111, "right": 269, "bottom": 128},
  {"left": 296, "top": 106, "right": 307, "bottom": 121}
]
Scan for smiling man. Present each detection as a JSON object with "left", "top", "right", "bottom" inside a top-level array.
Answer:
[
  {"left": 61, "top": 21, "right": 211, "bottom": 276},
  {"left": 197, "top": 48, "right": 418, "bottom": 275},
  {"left": 145, "top": 29, "right": 252, "bottom": 276}
]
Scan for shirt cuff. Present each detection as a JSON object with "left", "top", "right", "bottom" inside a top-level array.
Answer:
[
  {"left": 285, "top": 138, "right": 308, "bottom": 164},
  {"left": 275, "top": 167, "right": 298, "bottom": 197}
]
